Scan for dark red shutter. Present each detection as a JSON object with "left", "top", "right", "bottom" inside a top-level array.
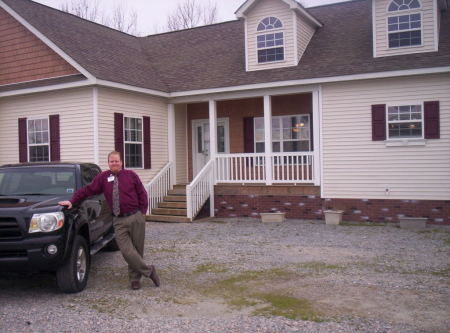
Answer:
[
  {"left": 243, "top": 117, "right": 254, "bottom": 153},
  {"left": 371, "top": 104, "right": 386, "bottom": 141},
  {"left": 114, "top": 113, "right": 124, "bottom": 159},
  {"left": 424, "top": 101, "right": 440, "bottom": 139},
  {"left": 143, "top": 116, "right": 151, "bottom": 169},
  {"left": 49, "top": 114, "right": 60, "bottom": 161},
  {"left": 18, "top": 118, "right": 27, "bottom": 163}
]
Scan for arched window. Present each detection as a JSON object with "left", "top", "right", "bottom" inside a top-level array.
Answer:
[
  {"left": 388, "top": 0, "right": 421, "bottom": 12},
  {"left": 387, "top": 0, "right": 422, "bottom": 48},
  {"left": 256, "top": 17, "right": 284, "bottom": 63},
  {"left": 257, "top": 16, "right": 283, "bottom": 31}
]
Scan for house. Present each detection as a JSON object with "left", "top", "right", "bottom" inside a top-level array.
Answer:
[{"left": 0, "top": 0, "right": 449, "bottom": 225}]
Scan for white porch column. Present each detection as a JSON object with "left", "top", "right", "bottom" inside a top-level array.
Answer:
[
  {"left": 168, "top": 103, "right": 176, "bottom": 187},
  {"left": 263, "top": 95, "right": 273, "bottom": 185},
  {"left": 208, "top": 99, "right": 217, "bottom": 217},
  {"left": 312, "top": 88, "right": 321, "bottom": 186}
]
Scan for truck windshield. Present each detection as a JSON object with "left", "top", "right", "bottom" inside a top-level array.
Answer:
[{"left": 0, "top": 167, "right": 76, "bottom": 196}]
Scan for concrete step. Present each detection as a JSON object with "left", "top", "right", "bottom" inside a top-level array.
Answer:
[
  {"left": 158, "top": 201, "right": 187, "bottom": 209},
  {"left": 152, "top": 208, "right": 187, "bottom": 216},
  {"left": 168, "top": 188, "right": 186, "bottom": 195},
  {"left": 145, "top": 214, "right": 191, "bottom": 223},
  {"left": 164, "top": 195, "right": 186, "bottom": 202}
]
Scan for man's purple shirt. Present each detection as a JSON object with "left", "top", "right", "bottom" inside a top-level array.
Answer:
[{"left": 70, "top": 169, "right": 148, "bottom": 215}]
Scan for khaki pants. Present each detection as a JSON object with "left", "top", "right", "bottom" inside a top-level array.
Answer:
[{"left": 113, "top": 212, "right": 151, "bottom": 282}]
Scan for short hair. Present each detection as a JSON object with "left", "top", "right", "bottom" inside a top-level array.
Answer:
[{"left": 108, "top": 151, "right": 122, "bottom": 161}]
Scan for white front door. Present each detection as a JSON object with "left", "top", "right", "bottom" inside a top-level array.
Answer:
[{"left": 192, "top": 118, "right": 229, "bottom": 176}]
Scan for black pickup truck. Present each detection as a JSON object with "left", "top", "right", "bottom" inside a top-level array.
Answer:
[{"left": 0, "top": 162, "right": 118, "bottom": 293}]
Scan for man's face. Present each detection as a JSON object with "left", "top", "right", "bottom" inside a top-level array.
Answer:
[{"left": 108, "top": 154, "right": 123, "bottom": 173}]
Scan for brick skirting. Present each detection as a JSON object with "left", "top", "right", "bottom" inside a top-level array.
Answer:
[{"left": 214, "top": 195, "right": 450, "bottom": 225}]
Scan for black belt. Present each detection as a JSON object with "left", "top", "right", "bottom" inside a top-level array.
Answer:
[{"left": 117, "top": 209, "right": 139, "bottom": 217}]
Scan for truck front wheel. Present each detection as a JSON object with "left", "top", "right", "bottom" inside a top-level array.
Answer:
[{"left": 56, "top": 235, "right": 90, "bottom": 293}]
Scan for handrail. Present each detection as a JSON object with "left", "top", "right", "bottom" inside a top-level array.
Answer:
[
  {"left": 146, "top": 162, "right": 174, "bottom": 214},
  {"left": 186, "top": 159, "right": 215, "bottom": 219}
]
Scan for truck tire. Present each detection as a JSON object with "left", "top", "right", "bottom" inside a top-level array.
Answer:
[
  {"left": 103, "top": 237, "right": 120, "bottom": 252},
  {"left": 56, "top": 235, "right": 90, "bottom": 293}
]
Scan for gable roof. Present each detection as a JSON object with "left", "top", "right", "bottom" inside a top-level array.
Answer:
[
  {"left": 1, "top": 0, "right": 450, "bottom": 95},
  {"left": 235, "top": 0, "right": 322, "bottom": 27},
  {"left": 1, "top": 0, "right": 170, "bottom": 92}
]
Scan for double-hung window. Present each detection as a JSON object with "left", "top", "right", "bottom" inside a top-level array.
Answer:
[
  {"left": 387, "top": 104, "right": 423, "bottom": 139},
  {"left": 387, "top": 0, "right": 422, "bottom": 48},
  {"left": 254, "top": 115, "right": 311, "bottom": 153},
  {"left": 256, "top": 16, "right": 284, "bottom": 63},
  {"left": 124, "top": 116, "right": 143, "bottom": 168},
  {"left": 27, "top": 118, "right": 49, "bottom": 162}
]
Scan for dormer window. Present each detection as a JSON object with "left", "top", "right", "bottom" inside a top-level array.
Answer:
[
  {"left": 387, "top": 0, "right": 422, "bottom": 48},
  {"left": 256, "top": 17, "right": 284, "bottom": 63}
]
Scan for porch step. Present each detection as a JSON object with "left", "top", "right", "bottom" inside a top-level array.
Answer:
[
  {"left": 164, "top": 195, "right": 187, "bottom": 202},
  {"left": 146, "top": 214, "right": 191, "bottom": 223},
  {"left": 152, "top": 208, "right": 187, "bottom": 216},
  {"left": 167, "top": 188, "right": 186, "bottom": 195},
  {"left": 158, "top": 201, "right": 187, "bottom": 209},
  {"left": 147, "top": 184, "right": 190, "bottom": 223}
]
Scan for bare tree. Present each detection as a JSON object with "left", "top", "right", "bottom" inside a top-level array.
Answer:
[
  {"left": 167, "top": 0, "right": 218, "bottom": 31},
  {"left": 61, "top": 0, "right": 139, "bottom": 35}
]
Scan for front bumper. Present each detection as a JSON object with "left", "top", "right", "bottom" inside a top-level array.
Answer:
[{"left": 0, "top": 233, "right": 68, "bottom": 271}]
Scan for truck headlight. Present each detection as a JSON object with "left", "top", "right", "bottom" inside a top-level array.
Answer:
[{"left": 29, "top": 212, "right": 65, "bottom": 233}]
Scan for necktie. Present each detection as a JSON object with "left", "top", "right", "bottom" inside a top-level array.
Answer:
[{"left": 112, "top": 175, "right": 120, "bottom": 216}]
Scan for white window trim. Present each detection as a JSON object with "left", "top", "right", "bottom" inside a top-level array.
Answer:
[
  {"left": 254, "top": 114, "right": 311, "bottom": 152},
  {"left": 385, "top": 101, "right": 425, "bottom": 142},
  {"left": 386, "top": 12, "right": 423, "bottom": 49},
  {"left": 256, "top": 17, "right": 285, "bottom": 65},
  {"left": 256, "top": 30, "right": 286, "bottom": 64},
  {"left": 256, "top": 17, "right": 283, "bottom": 32},
  {"left": 27, "top": 116, "right": 50, "bottom": 163},
  {"left": 385, "top": 0, "right": 422, "bottom": 12},
  {"left": 123, "top": 115, "right": 144, "bottom": 169}
]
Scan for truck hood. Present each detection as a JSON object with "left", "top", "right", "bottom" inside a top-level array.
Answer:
[{"left": 0, "top": 195, "right": 69, "bottom": 213}]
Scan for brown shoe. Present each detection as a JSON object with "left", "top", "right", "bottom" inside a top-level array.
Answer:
[
  {"left": 149, "top": 265, "right": 160, "bottom": 287},
  {"left": 131, "top": 280, "right": 141, "bottom": 290}
]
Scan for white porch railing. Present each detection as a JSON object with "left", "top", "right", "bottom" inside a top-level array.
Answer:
[
  {"left": 215, "top": 152, "right": 314, "bottom": 183},
  {"left": 216, "top": 153, "right": 266, "bottom": 183},
  {"left": 186, "top": 159, "right": 215, "bottom": 220},
  {"left": 271, "top": 152, "right": 314, "bottom": 183},
  {"left": 146, "top": 162, "right": 174, "bottom": 214}
]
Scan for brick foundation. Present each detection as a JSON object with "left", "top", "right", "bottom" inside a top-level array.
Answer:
[{"left": 214, "top": 195, "right": 450, "bottom": 225}]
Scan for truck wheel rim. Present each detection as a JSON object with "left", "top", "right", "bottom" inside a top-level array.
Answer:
[{"left": 76, "top": 247, "right": 87, "bottom": 282}]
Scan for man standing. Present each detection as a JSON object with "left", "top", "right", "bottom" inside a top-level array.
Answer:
[{"left": 58, "top": 151, "right": 160, "bottom": 290}]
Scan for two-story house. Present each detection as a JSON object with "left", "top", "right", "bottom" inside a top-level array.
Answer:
[{"left": 1, "top": 0, "right": 449, "bottom": 225}]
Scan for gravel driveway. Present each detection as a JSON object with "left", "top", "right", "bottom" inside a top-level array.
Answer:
[{"left": 1, "top": 219, "right": 449, "bottom": 333}]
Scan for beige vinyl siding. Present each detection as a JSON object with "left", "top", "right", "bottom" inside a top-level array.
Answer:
[
  {"left": 374, "top": 0, "right": 437, "bottom": 57},
  {"left": 175, "top": 104, "right": 188, "bottom": 184},
  {"left": 247, "top": 0, "right": 295, "bottom": 71},
  {"left": 296, "top": 14, "right": 316, "bottom": 62},
  {"left": 321, "top": 73, "right": 450, "bottom": 200},
  {"left": 0, "top": 87, "right": 94, "bottom": 165},
  {"left": 97, "top": 87, "right": 168, "bottom": 184}
]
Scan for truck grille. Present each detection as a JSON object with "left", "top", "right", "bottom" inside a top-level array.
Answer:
[
  {"left": 0, "top": 249, "right": 27, "bottom": 258},
  {"left": 0, "top": 217, "right": 22, "bottom": 239}
]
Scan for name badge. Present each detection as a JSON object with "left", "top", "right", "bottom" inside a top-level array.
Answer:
[{"left": 107, "top": 175, "right": 115, "bottom": 182}]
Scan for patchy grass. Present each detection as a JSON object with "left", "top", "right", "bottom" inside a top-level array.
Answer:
[
  {"left": 89, "top": 296, "right": 131, "bottom": 318},
  {"left": 296, "top": 261, "right": 346, "bottom": 272},
  {"left": 252, "top": 293, "right": 324, "bottom": 322},
  {"left": 199, "top": 268, "right": 325, "bottom": 321},
  {"left": 430, "top": 268, "right": 450, "bottom": 278},
  {"left": 194, "top": 263, "right": 228, "bottom": 274}
]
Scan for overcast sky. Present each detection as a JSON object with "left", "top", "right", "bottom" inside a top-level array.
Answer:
[{"left": 32, "top": 0, "right": 349, "bottom": 35}]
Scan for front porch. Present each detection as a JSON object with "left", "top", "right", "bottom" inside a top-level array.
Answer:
[{"left": 148, "top": 89, "right": 322, "bottom": 222}]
